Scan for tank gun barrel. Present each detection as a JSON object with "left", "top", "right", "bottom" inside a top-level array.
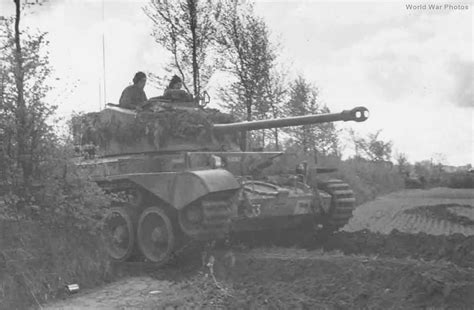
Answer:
[{"left": 213, "top": 106, "right": 369, "bottom": 133}]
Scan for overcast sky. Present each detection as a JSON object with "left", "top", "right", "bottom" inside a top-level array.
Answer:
[{"left": 0, "top": 0, "right": 472, "bottom": 165}]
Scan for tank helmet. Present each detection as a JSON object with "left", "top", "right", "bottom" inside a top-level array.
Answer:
[
  {"left": 169, "top": 75, "right": 182, "bottom": 88},
  {"left": 133, "top": 71, "right": 146, "bottom": 84}
]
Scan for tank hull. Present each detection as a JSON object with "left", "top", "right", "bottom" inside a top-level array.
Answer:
[{"left": 78, "top": 151, "right": 354, "bottom": 240}]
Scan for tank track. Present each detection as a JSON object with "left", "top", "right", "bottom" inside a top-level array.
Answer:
[
  {"left": 179, "top": 195, "right": 234, "bottom": 240},
  {"left": 201, "top": 199, "right": 233, "bottom": 237},
  {"left": 320, "top": 179, "right": 356, "bottom": 228}
]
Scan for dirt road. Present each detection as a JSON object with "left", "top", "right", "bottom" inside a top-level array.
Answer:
[
  {"left": 47, "top": 251, "right": 474, "bottom": 310},
  {"left": 46, "top": 277, "right": 178, "bottom": 310},
  {"left": 45, "top": 188, "right": 474, "bottom": 310}
]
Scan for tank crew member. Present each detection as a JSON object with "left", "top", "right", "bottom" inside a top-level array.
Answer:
[
  {"left": 119, "top": 71, "right": 147, "bottom": 109},
  {"left": 163, "top": 75, "right": 192, "bottom": 101}
]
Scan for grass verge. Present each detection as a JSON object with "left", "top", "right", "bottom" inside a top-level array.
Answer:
[{"left": 0, "top": 219, "right": 111, "bottom": 309}]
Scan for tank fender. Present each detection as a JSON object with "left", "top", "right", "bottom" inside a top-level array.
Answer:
[
  {"left": 172, "top": 170, "right": 240, "bottom": 209},
  {"left": 108, "top": 169, "right": 240, "bottom": 209}
]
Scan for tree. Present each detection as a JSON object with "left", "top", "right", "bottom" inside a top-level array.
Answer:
[
  {"left": 1, "top": 3, "right": 54, "bottom": 199},
  {"left": 260, "top": 67, "right": 288, "bottom": 150},
  {"left": 1, "top": 3, "right": 55, "bottom": 193},
  {"left": 144, "top": 0, "right": 222, "bottom": 99},
  {"left": 395, "top": 152, "right": 409, "bottom": 174},
  {"left": 414, "top": 160, "right": 431, "bottom": 176},
  {"left": 431, "top": 152, "right": 447, "bottom": 167},
  {"left": 351, "top": 129, "right": 393, "bottom": 162},
  {"left": 1, "top": 3, "right": 109, "bottom": 227},
  {"left": 283, "top": 76, "right": 339, "bottom": 156},
  {"left": 217, "top": 2, "right": 276, "bottom": 122},
  {"left": 216, "top": 2, "right": 277, "bottom": 150}
]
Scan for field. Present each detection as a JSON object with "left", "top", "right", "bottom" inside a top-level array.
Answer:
[
  {"left": 39, "top": 188, "right": 474, "bottom": 309},
  {"left": 345, "top": 188, "right": 474, "bottom": 235}
]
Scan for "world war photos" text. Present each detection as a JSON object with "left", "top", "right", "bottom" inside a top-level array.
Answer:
[{"left": 406, "top": 3, "right": 469, "bottom": 10}]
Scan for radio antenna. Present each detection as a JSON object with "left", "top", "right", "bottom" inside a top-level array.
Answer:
[
  {"left": 98, "top": 81, "right": 102, "bottom": 111},
  {"left": 101, "top": 0, "right": 107, "bottom": 109}
]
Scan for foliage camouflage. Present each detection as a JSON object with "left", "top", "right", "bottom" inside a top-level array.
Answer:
[{"left": 70, "top": 108, "right": 237, "bottom": 148}]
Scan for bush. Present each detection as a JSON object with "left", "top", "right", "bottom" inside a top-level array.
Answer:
[
  {"left": 1, "top": 142, "right": 110, "bottom": 231},
  {"left": 0, "top": 16, "right": 112, "bottom": 309},
  {"left": 0, "top": 143, "right": 113, "bottom": 309},
  {"left": 442, "top": 171, "right": 474, "bottom": 189},
  {"left": 269, "top": 152, "right": 404, "bottom": 205},
  {"left": 316, "top": 155, "right": 404, "bottom": 205},
  {"left": 0, "top": 219, "right": 111, "bottom": 309},
  {"left": 337, "top": 159, "right": 402, "bottom": 205}
]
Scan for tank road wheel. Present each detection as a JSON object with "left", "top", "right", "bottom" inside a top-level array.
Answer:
[
  {"left": 137, "top": 206, "right": 176, "bottom": 265},
  {"left": 102, "top": 206, "right": 137, "bottom": 261},
  {"left": 320, "top": 179, "right": 356, "bottom": 230}
]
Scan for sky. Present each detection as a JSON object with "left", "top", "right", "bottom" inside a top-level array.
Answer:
[{"left": 0, "top": 0, "right": 472, "bottom": 165}]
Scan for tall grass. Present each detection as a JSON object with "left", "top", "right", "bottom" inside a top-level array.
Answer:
[{"left": 0, "top": 220, "right": 111, "bottom": 309}]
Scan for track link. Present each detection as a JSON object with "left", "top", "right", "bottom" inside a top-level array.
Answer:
[
  {"left": 179, "top": 194, "right": 235, "bottom": 240},
  {"left": 320, "top": 179, "right": 356, "bottom": 228},
  {"left": 201, "top": 199, "right": 233, "bottom": 236}
]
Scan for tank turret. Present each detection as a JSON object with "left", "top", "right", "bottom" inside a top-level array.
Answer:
[{"left": 72, "top": 103, "right": 368, "bottom": 157}]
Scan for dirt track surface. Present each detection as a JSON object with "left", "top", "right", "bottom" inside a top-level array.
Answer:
[
  {"left": 323, "top": 230, "right": 474, "bottom": 268},
  {"left": 345, "top": 188, "right": 474, "bottom": 235},
  {"left": 45, "top": 188, "right": 474, "bottom": 309},
  {"left": 46, "top": 250, "right": 474, "bottom": 310},
  {"left": 46, "top": 277, "right": 178, "bottom": 309}
]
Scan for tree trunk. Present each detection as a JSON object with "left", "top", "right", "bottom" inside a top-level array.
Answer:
[
  {"left": 246, "top": 101, "right": 252, "bottom": 121},
  {"left": 240, "top": 132, "right": 247, "bottom": 151},
  {"left": 241, "top": 101, "right": 253, "bottom": 151},
  {"left": 0, "top": 69, "right": 5, "bottom": 105},
  {"left": 13, "top": 0, "right": 30, "bottom": 187},
  {"left": 274, "top": 128, "right": 279, "bottom": 151},
  {"left": 188, "top": 0, "right": 199, "bottom": 99}
]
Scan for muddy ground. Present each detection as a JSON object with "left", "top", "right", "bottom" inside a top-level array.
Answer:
[{"left": 45, "top": 188, "right": 474, "bottom": 310}]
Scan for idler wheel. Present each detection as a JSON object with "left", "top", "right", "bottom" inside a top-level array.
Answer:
[
  {"left": 137, "top": 206, "right": 176, "bottom": 265},
  {"left": 102, "top": 206, "right": 136, "bottom": 261}
]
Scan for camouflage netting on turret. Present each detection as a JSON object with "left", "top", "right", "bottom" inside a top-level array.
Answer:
[{"left": 70, "top": 108, "right": 236, "bottom": 149}]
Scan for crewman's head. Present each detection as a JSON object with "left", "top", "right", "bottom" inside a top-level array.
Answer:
[
  {"left": 169, "top": 75, "right": 182, "bottom": 90},
  {"left": 133, "top": 71, "right": 147, "bottom": 89}
]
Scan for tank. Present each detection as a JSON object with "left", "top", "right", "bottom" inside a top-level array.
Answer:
[{"left": 73, "top": 98, "right": 369, "bottom": 264}]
